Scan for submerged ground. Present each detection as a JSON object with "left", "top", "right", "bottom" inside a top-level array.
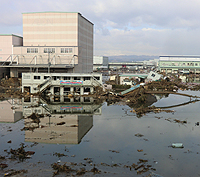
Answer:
[{"left": 0, "top": 89, "right": 200, "bottom": 176}]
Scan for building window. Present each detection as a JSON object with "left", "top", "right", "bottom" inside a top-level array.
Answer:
[
  {"left": 64, "top": 87, "right": 70, "bottom": 91},
  {"left": 27, "top": 48, "right": 38, "bottom": 53},
  {"left": 44, "top": 76, "right": 50, "bottom": 79},
  {"left": 64, "top": 77, "right": 70, "bottom": 80},
  {"left": 94, "top": 76, "right": 100, "bottom": 80},
  {"left": 182, "top": 63, "right": 185, "bottom": 66},
  {"left": 84, "top": 77, "right": 91, "bottom": 81},
  {"left": 61, "top": 48, "right": 73, "bottom": 53},
  {"left": 44, "top": 48, "right": 55, "bottom": 53},
  {"left": 195, "top": 63, "right": 198, "bottom": 66},
  {"left": 53, "top": 76, "right": 60, "bottom": 80},
  {"left": 74, "top": 77, "right": 81, "bottom": 80},
  {"left": 34, "top": 76, "right": 40, "bottom": 80}
]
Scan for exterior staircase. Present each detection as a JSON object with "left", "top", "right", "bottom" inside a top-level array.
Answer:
[
  {"left": 38, "top": 77, "right": 52, "bottom": 93},
  {"left": 92, "top": 76, "right": 105, "bottom": 91}
]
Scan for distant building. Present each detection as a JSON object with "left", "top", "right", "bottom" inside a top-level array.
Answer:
[
  {"left": 159, "top": 55, "right": 200, "bottom": 74},
  {"left": 0, "top": 12, "right": 94, "bottom": 77},
  {"left": 93, "top": 56, "right": 109, "bottom": 70},
  {"left": 119, "top": 74, "right": 148, "bottom": 85}
]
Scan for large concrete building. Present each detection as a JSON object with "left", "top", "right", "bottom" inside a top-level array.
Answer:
[
  {"left": 0, "top": 12, "right": 93, "bottom": 77},
  {"left": 159, "top": 55, "right": 200, "bottom": 74}
]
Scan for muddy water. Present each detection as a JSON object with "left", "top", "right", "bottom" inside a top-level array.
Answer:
[{"left": 0, "top": 91, "right": 200, "bottom": 176}]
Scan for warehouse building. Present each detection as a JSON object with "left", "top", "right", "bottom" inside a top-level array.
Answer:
[{"left": 159, "top": 55, "right": 200, "bottom": 74}]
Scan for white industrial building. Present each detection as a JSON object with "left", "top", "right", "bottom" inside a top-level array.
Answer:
[
  {"left": 93, "top": 56, "right": 109, "bottom": 70},
  {"left": 159, "top": 55, "right": 200, "bottom": 74}
]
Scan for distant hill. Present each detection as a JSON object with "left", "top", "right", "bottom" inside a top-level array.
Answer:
[{"left": 108, "top": 55, "right": 159, "bottom": 62}]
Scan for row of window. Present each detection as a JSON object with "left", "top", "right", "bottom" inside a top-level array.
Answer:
[
  {"left": 27, "top": 48, "right": 73, "bottom": 54},
  {"left": 33, "top": 76, "right": 100, "bottom": 80},
  {"left": 161, "top": 62, "right": 200, "bottom": 66}
]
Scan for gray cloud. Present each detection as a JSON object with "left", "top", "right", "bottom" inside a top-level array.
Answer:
[{"left": 0, "top": 0, "right": 200, "bottom": 55}]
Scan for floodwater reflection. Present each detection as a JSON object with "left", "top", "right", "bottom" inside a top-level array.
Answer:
[
  {"left": 0, "top": 99, "right": 22, "bottom": 123},
  {"left": 0, "top": 92, "right": 200, "bottom": 176},
  {"left": 22, "top": 96, "right": 102, "bottom": 144}
]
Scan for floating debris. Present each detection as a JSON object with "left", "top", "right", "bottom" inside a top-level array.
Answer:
[
  {"left": 135, "top": 133, "right": 144, "bottom": 137},
  {"left": 53, "top": 152, "right": 68, "bottom": 157},
  {"left": 8, "top": 143, "right": 35, "bottom": 161},
  {"left": 56, "top": 122, "right": 65, "bottom": 125},
  {"left": 109, "top": 150, "right": 119, "bottom": 153},
  {"left": 137, "top": 149, "right": 143, "bottom": 152},
  {"left": 4, "top": 169, "right": 28, "bottom": 176},
  {"left": 165, "top": 118, "right": 187, "bottom": 124},
  {"left": 171, "top": 143, "right": 184, "bottom": 148},
  {"left": 0, "top": 163, "right": 8, "bottom": 169}
]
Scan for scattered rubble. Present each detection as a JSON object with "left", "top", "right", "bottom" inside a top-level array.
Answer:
[
  {"left": 165, "top": 118, "right": 187, "bottom": 124},
  {"left": 135, "top": 133, "right": 144, "bottom": 137},
  {"left": 7, "top": 143, "right": 35, "bottom": 161},
  {"left": 53, "top": 152, "right": 68, "bottom": 157},
  {"left": 109, "top": 150, "right": 120, "bottom": 153},
  {"left": 124, "top": 158, "right": 156, "bottom": 175},
  {"left": 0, "top": 163, "right": 8, "bottom": 169},
  {"left": 4, "top": 169, "right": 28, "bottom": 176}
]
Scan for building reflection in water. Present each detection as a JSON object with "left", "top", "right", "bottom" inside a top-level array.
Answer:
[
  {"left": 22, "top": 96, "right": 102, "bottom": 144},
  {"left": 0, "top": 99, "right": 22, "bottom": 123}
]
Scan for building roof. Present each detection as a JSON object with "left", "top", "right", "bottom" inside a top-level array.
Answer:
[
  {"left": 22, "top": 11, "right": 80, "bottom": 14},
  {"left": 0, "top": 34, "right": 22, "bottom": 38},
  {"left": 119, "top": 74, "right": 148, "bottom": 78},
  {"left": 160, "top": 55, "right": 200, "bottom": 58},
  {"left": 22, "top": 11, "right": 93, "bottom": 25}
]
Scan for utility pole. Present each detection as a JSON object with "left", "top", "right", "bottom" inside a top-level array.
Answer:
[{"left": 48, "top": 52, "right": 51, "bottom": 73}]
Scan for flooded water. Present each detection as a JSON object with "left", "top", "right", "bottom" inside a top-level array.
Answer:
[{"left": 0, "top": 90, "right": 200, "bottom": 176}]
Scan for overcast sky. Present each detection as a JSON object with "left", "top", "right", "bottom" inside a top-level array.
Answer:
[{"left": 1, "top": 0, "right": 200, "bottom": 56}]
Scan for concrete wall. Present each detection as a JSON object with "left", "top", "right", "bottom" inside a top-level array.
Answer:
[
  {"left": 74, "top": 13, "right": 93, "bottom": 73},
  {"left": 23, "top": 12, "right": 78, "bottom": 46},
  {"left": 13, "top": 46, "right": 79, "bottom": 65},
  {"left": 0, "top": 35, "right": 22, "bottom": 61},
  {"left": 0, "top": 35, "right": 12, "bottom": 61}
]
